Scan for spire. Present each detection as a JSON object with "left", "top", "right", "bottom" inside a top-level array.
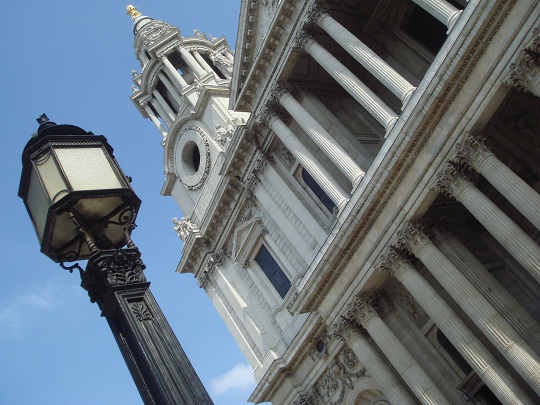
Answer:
[{"left": 126, "top": 5, "right": 141, "bottom": 20}]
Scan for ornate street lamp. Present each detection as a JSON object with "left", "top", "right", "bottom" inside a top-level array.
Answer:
[{"left": 18, "top": 115, "right": 213, "bottom": 405}]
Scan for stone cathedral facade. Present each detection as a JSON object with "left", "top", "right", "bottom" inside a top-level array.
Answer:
[{"left": 128, "top": 1, "right": 540, "bottom": 404}]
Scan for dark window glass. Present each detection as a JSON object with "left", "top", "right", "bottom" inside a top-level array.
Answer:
[
  {"left": 437, "top": 329, "right": 472, "bottom": 374},
  {"left": 402, "top": 5, "right": 447, "bottom": 53},
  {"left": 302, "top": 168, "right": 336, "bottom": 213},
  {"left": 255, "top": 245, "right": 291, "bottom": 299}
]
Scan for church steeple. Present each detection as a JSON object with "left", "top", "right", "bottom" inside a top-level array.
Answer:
[{"left": 127, "top": 5, "right": 248, "bottom": 219}]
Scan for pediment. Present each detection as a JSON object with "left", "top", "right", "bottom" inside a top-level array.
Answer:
[{"left": 232, "top": 218, "right": 263, "bottom": 262}]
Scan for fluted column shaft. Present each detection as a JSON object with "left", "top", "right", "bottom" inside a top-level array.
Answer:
[
  {"left": 144, "top": 105, "right": 168, "bottom": 138},
  {"left": 400, "top": 224, "right": 540, "bottom": 394},
  {"left": 162, "top": 56, "right": 188, "bottom": 88},
  {"left": 436, "top": 230, "right": 540, "bottom": 353},
  {"left": 333, "top": 320, "right": 417, "bottom": 405},
  {"left": 301, "top": 36, "right": 398, "bottom": 133},
  {"left": 435, "top": 169, "right": 540, "bottom": 284},
  {"left": 192, "top": 50, "right": 214, "bottom": 73},
  {"left": 351, "top": 296, "right": 451, "bottom": 405},
  {"left": 315, "top": 11, "right": 415, "bottom": 105},
  {"left": 150, "top": 98, "right": 173, "bottom": 128},
  {"left": 267, "top": 113, "right": 349, "bottom": 209},
  {"left": 179, "top": 47, "right": 206, "bottom": 78},
  {"left": 277, "top": 89, "right": 365, "bottom": 187},
  {"left": 456, "top": 136, "right": 540, "bottom": 230},
  {"left": 379, "top": 254, "right": 534, "bottom": 404},
  {"left": 158, "top": 73, "right": 184, "bottom": 107},
  {"left": 412, "top": 0, "right": 462, "bottom": 31}
]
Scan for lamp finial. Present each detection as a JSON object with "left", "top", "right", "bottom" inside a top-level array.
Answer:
[{"left": 126, "top": 5, "right": 142, "bottom": 20}]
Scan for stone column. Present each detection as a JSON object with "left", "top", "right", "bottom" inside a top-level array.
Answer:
[
  {"left": 150, "top": 98, "right": 173, "bottom": 128},
  {"left": 225, "top": 51, "right": 234, "bottom": 62},
  {"left": 263, "top": 111, "right": 349, "bottom": 210},
  {"left": 192, "top": 50, "right": 214, "bottom": 74},
  {"left": 332, "top": 319, "right": 417, "bottom": 405},
  {"left": 433, "top": 227, "right": 540, "bottom": 353},
  {"left": 179, "top": 47, "right": 206, "bottom": 78},
  {"left": 158, "top": 73, "right": 184, "bottom": 107},
  {"left": 297, "top": 33, "right": 398, "bottom": 133},
  {"left": 144, "top": 105, "right": 168, "bottom": 138},
  {"left": 161, "top": 55, "right": 188, "bottom": 89},
  {"left": 347, "top": 292, "right": 451, "bottom": 405},
  {"left": 274, "top": 85, "right": 365, "bottom": 187},
  {"left": 434, "top": 165, "right": 540, "bottom": 285},
  {"left": 398, "top": 222, "right": 540, "bottom": 395},
  {"left": 309, "top": 6, "right": 416, "bottom": 105},
  {"left": 455, "top": 134, "right": 540, "bottom": 230},
  {"left": 411, "top": 0, "right": 463, "bottom": 32},
  {"left": 377, "top": 251, "right": 534, "bottom": 405},
  {"left": 152, "top": 90, "right": 175, "bottom": 122}
]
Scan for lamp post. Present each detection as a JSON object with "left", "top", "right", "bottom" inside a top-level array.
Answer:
[{"left": 18, "top": 115, "right": 213, "bottom": 405}]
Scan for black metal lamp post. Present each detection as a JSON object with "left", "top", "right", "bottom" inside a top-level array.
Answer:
[{"left": 18, "top": 115, "right": 213, "bottom": 405}]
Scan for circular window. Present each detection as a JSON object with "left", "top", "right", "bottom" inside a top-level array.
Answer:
[
  {"left": 182, "top": 141, "right": 201, "bottom": 175},
  {"left": 173, "top": 126, "right": 210, "bottom": 190}
]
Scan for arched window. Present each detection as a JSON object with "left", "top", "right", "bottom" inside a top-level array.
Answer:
[
  {"left": 255, "top": 245, "right": 291, "bottom": 299},
  {"left": 301, "top": 168, "right": 336, "bottom": 213}
]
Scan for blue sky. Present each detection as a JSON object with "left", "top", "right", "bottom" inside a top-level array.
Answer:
[{"left": 0, "top": 1, "right": 259, "bottom": 404}]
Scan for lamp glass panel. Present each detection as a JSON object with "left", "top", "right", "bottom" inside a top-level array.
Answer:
[
  {"left": 34, "top": 149, "right": 69, "bottom": 203},
  {"left": 55, "top": 147, "right": 123, "bottom": 191},
  {"left": 26, "top": 167, "right": 49, "bottom": 241}
]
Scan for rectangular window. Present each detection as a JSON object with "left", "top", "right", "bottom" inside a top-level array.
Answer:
[{"left": 255, "top": 245, "right": 291, "bottom": 299}]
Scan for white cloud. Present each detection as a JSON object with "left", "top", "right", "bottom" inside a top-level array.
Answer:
[
  {"left": 210, "top": 363, "right": 255, "bottom": 396},
  {"left": 0, "top": 280, "right": 59, "bottom": 339}
]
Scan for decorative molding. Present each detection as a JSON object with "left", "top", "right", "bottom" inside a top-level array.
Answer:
[
  {"left": 298, "top": 347, "right": 367, "bottom": 405},
  {"left": 131, "top": 302, "right": 154, "bottom": 322},
  {"left": 81, "top": 248, "right": 147, "bottom": 306},
  {"left": 172, "top": 216, "right": 200, "bottom": 242}
]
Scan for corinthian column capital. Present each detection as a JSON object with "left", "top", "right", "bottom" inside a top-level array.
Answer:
[
  {"left": 431, "top": 163, "right": 473, "bottom": 200},
  {"left": 331, "top": 317, "right": 359, "bottom": 343},
  {"left": 395, "top": 222, "right": 433, "bottom": 256},
  {"left": 294, "top": 31, "right": 315, "bottom": 50},
  {"left": 346, "top": 291, "right": 381, "bottom": 326},
  {"left": 504, "top": 28, "right": 540, "bottom": 96},
  {"left": 269, "top": 82, "right": 294, "bottom": 101},
  {"left": 255, "top": 108, "right": 277, "bottom": 127},
  {"left": 305, "top": 4, "right": 328, "bottom": 24},
  {"left": 453, "top": 133, "right": 494, "bottom": 172},
  {"left": 376, "top": 249, "right": 416, "bottom": 281}
]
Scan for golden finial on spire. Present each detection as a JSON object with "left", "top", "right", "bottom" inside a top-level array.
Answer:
[{"left": 126, "top": 5, "right": 142, "bottom": 20}]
